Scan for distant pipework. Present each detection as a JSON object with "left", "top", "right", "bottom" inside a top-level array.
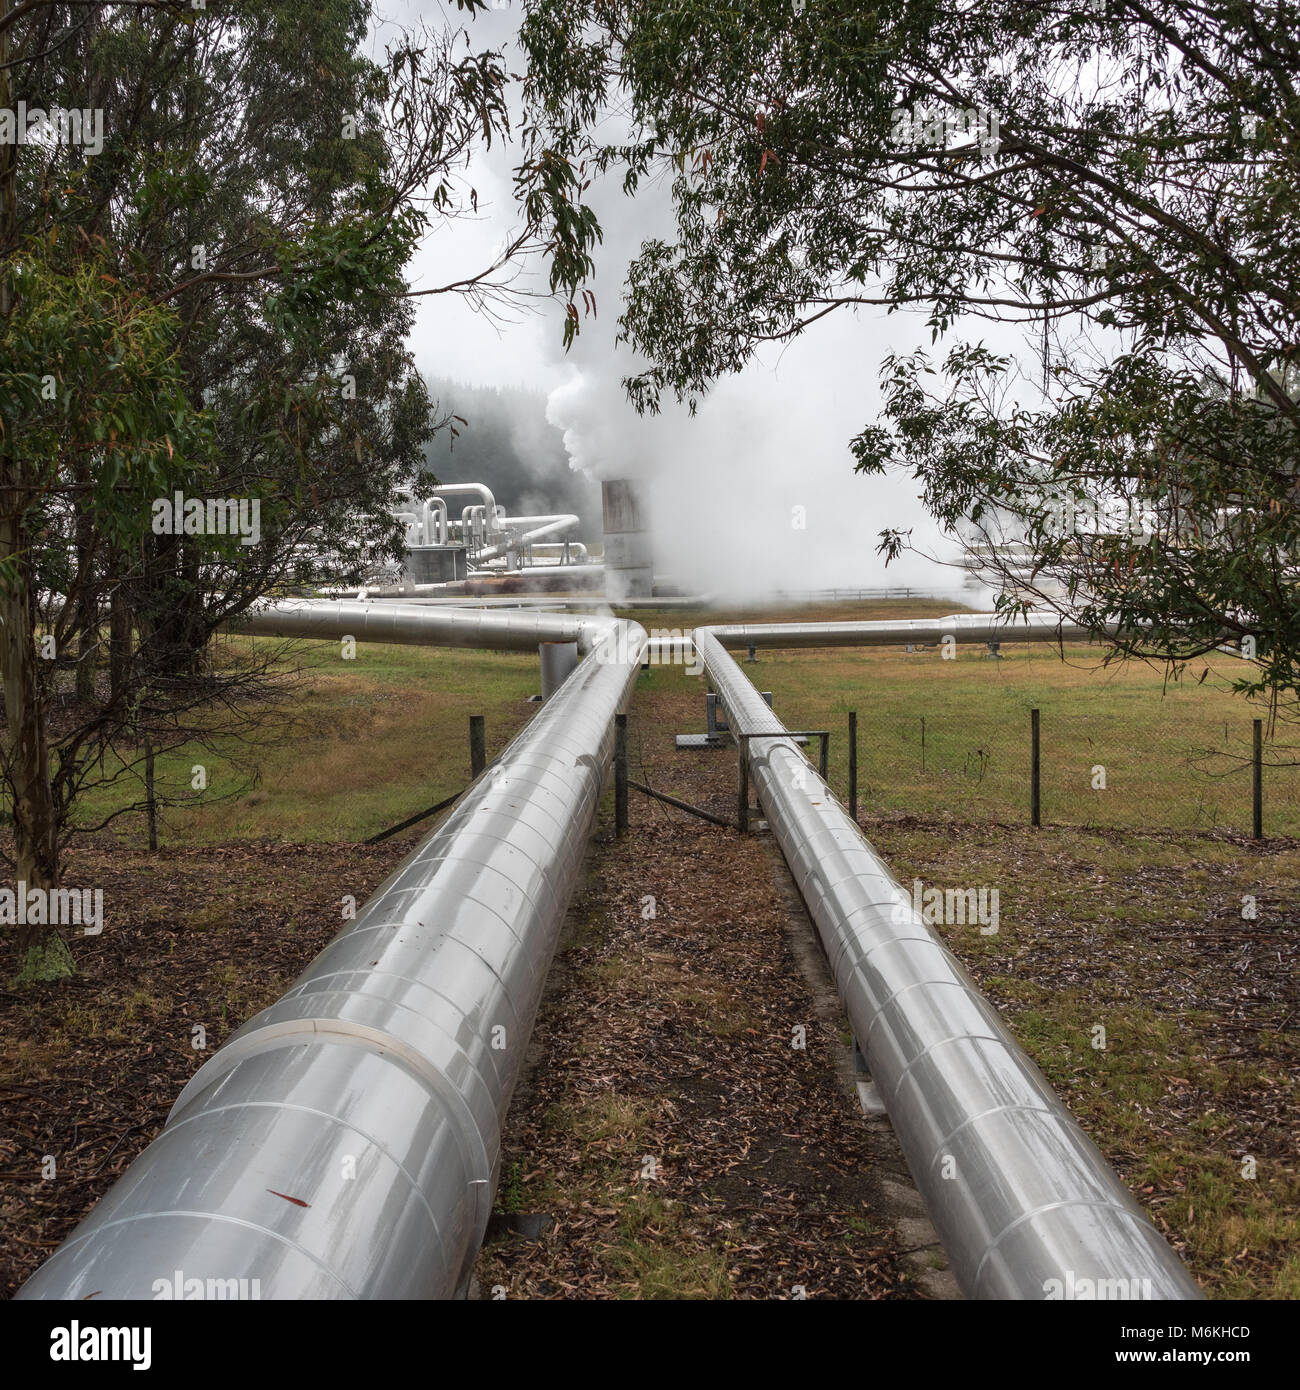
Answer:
[{"left": 395, "top": 483, "right": 597, "bottom": 581}]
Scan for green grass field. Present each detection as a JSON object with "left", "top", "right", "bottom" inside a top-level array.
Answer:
[
  {"left": 68, "top": 598, "right": 1297, "bottom": 845},
  {"left": 625, "top": 601, "right": 1298, "bottom": 838},
  {"left": 71, "top": 634, "right": 540, "bottom": 845}
]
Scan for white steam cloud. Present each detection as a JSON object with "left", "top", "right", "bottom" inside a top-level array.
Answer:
[
  {"left": 544, "top": 295, "right": 973, "bottom": 601},
  {"left": 388, "top": 2, "right": 981, "bottom": 602},
  {"left": 534, "top": 110, "right": 974, "bottom": 601}
]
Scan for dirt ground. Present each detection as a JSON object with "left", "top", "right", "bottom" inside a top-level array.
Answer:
[
  {"left": 0, "top": 839, "right": 407, "bottom": 1298},
  {"left": 471, "top": 810, "right": 951, "bottom": 1299}
]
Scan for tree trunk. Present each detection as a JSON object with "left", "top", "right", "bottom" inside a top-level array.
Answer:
[
  {"left": 74, "top": 481, "right": 98, "bottom": 703},
  {"left": 138, "top": 534, "right": 209, "bottom": 681},
  {"left": 109, "top": 580, "right": 132, "bottom": 699},
  {"left": 0, "top": 0, "right": 71, "bottom": 982},
  {"left": 0, "top": 513, "right": 70, "bottom": 981}
]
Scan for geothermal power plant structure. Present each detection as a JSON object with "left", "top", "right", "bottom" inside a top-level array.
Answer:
[
  {"left": 374, "top": 477, "right": 651, "bottom": 598},
  {"left": 599, "top": 479, "right": 653, "bottom": 600}
]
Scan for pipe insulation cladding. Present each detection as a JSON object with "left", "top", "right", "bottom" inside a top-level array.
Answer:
[
  {"left": 17, "top": 600, "right": 646, "bottom": 1300},
  {"left": 17, "top": 602, "right": 1200, "bottom": 1301},
  {"left": 706, "top": 611, "right": 1098, "bottom": 650},
  {"left": 692, "top": 620, "right": 1202, "bottom": 1300},
  {"left": 226, "top": 597, "right": 621, "bottom": 655},
  {"left": 475, "top": 515, "right": 580, "bottom": 564}
]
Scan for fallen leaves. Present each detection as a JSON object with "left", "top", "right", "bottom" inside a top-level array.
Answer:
[
  {"left": 473, "top": 726, "right": 916, "bottom": 1299},
  {"left": 0, "top": 838, "right": 406, "bottom": 1297}
]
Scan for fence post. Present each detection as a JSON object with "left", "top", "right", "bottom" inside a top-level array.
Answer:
[
  {"left": 1031, "top": 708, "right": 1041, "bottom": 829},
  {"left": 614, "top": 713, "right": 628, "bottom": 837},
  {"left": 848, "top": 710, "right": 858, "bottom": 823},
  {"left": 817, "top": 732, "right": 829, "bottom": 781},
  {"left": 469, "top": 715, "right": 485, "bottom": 779},
  {"left": 1253, "top": 718, "right": 1263, "bottom": 840},
  {"left": 144, "top": 737, "right": 158, "bottom": 851}
]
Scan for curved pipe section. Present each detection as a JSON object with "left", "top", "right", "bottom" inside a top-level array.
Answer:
[
  {"left": 476, "top": 515, "right": 579, "bottom": 564},
  {"left": 420, "top": 498, "right": 448, "bottom": 546},
  {"left": 693, "top": 620, "right": 1201, "bottom": 1300},
  {"left": 18, "top": 601, "right": 645, "bottom": 1300},
  {"left": 429, "top": 482, "right": 496, "bottom": 519}
]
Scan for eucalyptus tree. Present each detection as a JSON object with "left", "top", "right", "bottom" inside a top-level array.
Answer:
[
  {"left": 1, "top": 0, "right": 522, "bottom": 979},
  {"left": 517, "top": 0, "right": 1300, "bottom": 698}
]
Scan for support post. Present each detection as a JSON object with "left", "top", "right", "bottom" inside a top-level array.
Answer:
[
  {"left": 1253, "top": 718, "right": 1263, "bottom": 840},
  {"left": 737, "top": 744, "right": 749, "bottom": 833},
  {"left": 1031, "top": 707, "right": 1041, "bottom": 829},
  {"left": 817, "top": 732, "right": 829, "bottom": 781},
  {"left": 615, "top": 713, "right": 628, "bottom": 837},
  {"left": 470, "top": 714, "right": 485, "bottom": 779},
  {"left": 539, "top": 640, "right": 578, "bottom": 702},
  {"left": 848, "top": 710, "right": 858, "bottom": 822}
]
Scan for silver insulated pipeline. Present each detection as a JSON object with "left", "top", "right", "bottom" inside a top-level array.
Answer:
[
  {"left": 693, "top": 619, "right": 1202, "bottom": 1300},
  {"left": 17, "top": 601, "right": 646, "bottom": 1299}
]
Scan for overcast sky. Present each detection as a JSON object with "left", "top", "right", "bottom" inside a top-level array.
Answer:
[{"left": 368, "top": 2, "right": 1004, "bottom": 599}]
